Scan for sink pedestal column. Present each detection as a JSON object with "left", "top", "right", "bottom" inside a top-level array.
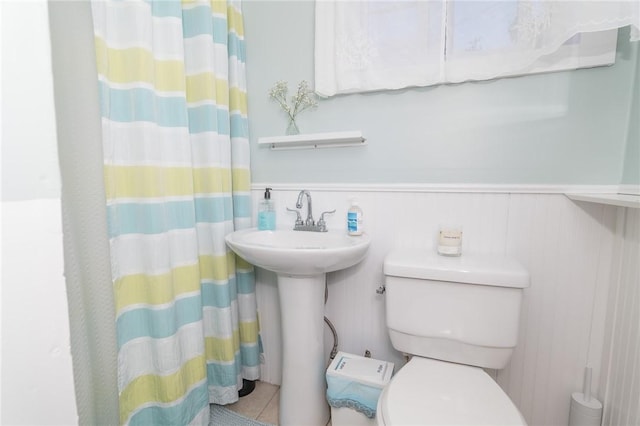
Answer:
[{"left": 277, "top": 274, "right": 330, "bottom": 426}]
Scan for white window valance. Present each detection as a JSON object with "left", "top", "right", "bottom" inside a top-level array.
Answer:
[{"left": 315, "top": 1, "right": 640, "bottom": 97}]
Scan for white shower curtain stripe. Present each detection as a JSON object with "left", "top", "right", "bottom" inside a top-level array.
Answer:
[
  {"left": 102, "top": 126, "right": 194, "bottom": 166},
  {"left": 203, "top": 308, "right": 237, "bottom": 337},
  {"left": 117, "top": 322, "right": 206, "bottom": 389},
  {"left": 92, "top": 0, "right": 259, "bottom": 424},
  {"left": 110, "top": 233, "right": 200, "bottom": 277}
]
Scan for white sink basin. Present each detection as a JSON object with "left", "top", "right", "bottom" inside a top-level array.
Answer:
[
  {"left": 225, "top": 227, "right": 370, "bottom": 425},
  {"left": 225, "top": 228, "right": 370, "bottom": 276}
]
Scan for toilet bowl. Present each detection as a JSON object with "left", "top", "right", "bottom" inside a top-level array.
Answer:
[
  {"left": 376, "top": 357, "right": 526, "bottom": 425},
  {"left": 376, "top": 249, "right": 530, "bottom": 426}
]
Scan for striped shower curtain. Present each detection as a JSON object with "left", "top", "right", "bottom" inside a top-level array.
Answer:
[{"left": 91, "top": 1, "right": 260, "bottom": 424}]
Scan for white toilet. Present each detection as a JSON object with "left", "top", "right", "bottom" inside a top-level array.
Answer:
[{"left": 377, "top": 249, "right": 530, "bottom": 425}]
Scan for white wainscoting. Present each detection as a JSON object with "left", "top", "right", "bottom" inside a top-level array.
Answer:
[
  {"left": 600, "top": 208, "right": 639, "bottom": 426},
  {"left": 249, "top": 186, "right": 623, "bottom": 426}
]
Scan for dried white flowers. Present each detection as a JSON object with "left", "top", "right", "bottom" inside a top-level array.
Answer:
[{"left": 269, "top": 80, "right": 318, "bottom": 135}]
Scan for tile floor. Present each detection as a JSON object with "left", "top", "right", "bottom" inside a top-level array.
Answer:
[
  {"left": 226, "top": 381, "right": 333, "bottom": 426},
  {"left": 226, "top": 381, "right": 280, "bottom": 424}
]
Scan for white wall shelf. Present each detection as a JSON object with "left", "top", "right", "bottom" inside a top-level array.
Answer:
[
  {"left": 565, "top": 193, "right": 640, "bottom": 208},
  {"left": 258, "top": 131, "right": 366, "bottom": 150}
]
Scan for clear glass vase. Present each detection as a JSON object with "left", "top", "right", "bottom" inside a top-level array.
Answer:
[{"left": 286, "top": 117, "right": 300, "bottom": 135}]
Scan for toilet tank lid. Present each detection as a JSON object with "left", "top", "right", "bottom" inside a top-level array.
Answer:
[{"left": 384, "top": 250, "right": 530, "bottom": 288}]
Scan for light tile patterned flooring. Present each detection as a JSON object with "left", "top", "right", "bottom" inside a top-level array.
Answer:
[
  {"left": 226, "top": 381, "right": 280, "bottom": 424},
  {"left": 226, "top": 381, "right": 333, "bottom": 426}
]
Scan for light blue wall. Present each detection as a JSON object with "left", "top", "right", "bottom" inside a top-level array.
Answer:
[
  {"left": 621, "top": 48, "right": 639, "bottom": 186},
  {"left": 244, "top": 1, "right": 639, "bottom": 185}
]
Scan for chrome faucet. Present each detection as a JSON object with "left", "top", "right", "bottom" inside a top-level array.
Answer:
[
  {"left": 287, "top": 190, "right": 335, "bottom": 232},
  {"left": 296, "top": 190, "right": 314, "bottom": 226}
]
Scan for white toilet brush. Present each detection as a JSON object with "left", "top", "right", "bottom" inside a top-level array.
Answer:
[{"left": 568, "top": 367, "right": 603, "bottom": 426}]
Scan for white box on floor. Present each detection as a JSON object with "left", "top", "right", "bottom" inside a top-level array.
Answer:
[{"left": 326, "top": 352, "right": 394, "bottom": 426}]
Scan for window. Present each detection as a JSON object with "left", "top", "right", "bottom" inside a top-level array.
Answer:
[{"left": 315, "top": 1, "right": 639, "bottom": 96}]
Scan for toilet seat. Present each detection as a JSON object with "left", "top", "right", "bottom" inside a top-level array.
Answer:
[{"left": 377, "top": 357, "right": 526, "bottom": 425}]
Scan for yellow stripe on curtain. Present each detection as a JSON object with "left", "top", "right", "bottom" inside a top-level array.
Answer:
[
  {"left": 229, "top": 86, "right": 248, "bottom": 115},
  {"left": 199, "top": 253, "right": 235, "bottom": 282},
  {"left": 94, "top": 37, "right": 186, "bottom": 91},
  {"left": 119, "top": 355, "right": 207, "bottom": 425},
  {"left": 113, "top": 264, "right": 201, "bottom": 314},
  {"left": 192, "top": 167, "right": 232, "bottom": 194},
  {"left": 104, "top": 166, "right": 195, "bottom": 199},
  {"left": 231, "top": 168, "right": 251, "bottom": 192},
  {"left": 185, "top": 73, "right": 229, "bottom": 105},
  {"left": 227, "top": 3, "right": 244, "bottom": 38}
]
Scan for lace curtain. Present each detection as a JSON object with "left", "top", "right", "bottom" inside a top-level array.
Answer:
[{"left": 315, "top": 1, "right": 640, "bottom": 96}]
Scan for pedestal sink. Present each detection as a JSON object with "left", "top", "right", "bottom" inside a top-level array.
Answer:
[{"left": 225, "top": 228, "right": 370, "bottom": 426}]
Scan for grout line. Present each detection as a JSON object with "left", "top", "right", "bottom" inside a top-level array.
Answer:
[
  {"left": 257, "top": 388, "right": 279, "bottom": 422},
  {"left": 253, "top": 387, "right": 280, "bottom": 421}
]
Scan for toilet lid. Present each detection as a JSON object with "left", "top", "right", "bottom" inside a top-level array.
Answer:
[{"left": 378, "top": 357, "right": 526, "bottom": 425}]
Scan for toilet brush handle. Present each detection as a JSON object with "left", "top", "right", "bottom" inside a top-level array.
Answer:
[{"left": 583, "top": 367, "right": 592, "bottom": 402}]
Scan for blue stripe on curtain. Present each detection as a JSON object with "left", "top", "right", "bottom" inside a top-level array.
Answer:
[
  {"left": 232, "top": 194, "right": 252, "bottom": 219},
  {"left": 236, "top": 271, "right": 255, "bottom": 294},
  {"left": 230, "top": 114, "right": 248, "bottom": 138},
  {"left": 201, "top": 281, "right": 235, "bottom": 309},
  {"left": 116, "top": 295, "right": 203, "bottom": 349},
  {"left": 206, "top": 356, "right": 243, "bottom": 388},
  {"left": 228, "top": 32, "right": 246, "bottom": 62},
  {"left": 98, "top": 83, "right": 188, "bottom": 126},
  {"left": 181, "top": 6, "right": 213, "bottom": 37},
  {"left": 107, "top": 201, "right": 196, "bottom": 237},
  {"left": 194, "top": 197, "right": 234, "bottom": 223},
  {"left": 181, "top": 8, "right": 229, "bottom": 45},
  {"left": 187, "top": 105, "right": 228, "bottom": 134},
  {"left": 240, "top": 344, "right": 260, "bottom": 367},
  {"left": 212, "top": 18, "right": 230, "bottom": 45},
  {"left": 142, "top": 0, "right": 182, "bottom": 18}
]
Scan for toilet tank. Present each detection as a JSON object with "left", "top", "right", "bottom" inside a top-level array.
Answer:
[{"left": 383, "top": 250, "right": 530, "bottom": 370}]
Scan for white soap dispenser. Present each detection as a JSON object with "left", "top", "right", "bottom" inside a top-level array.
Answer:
[
  {"left": 257, "top": 187, "right": 276, "bottom": 230},
  {"left": 347, "top": 198, "right": 363, "bottom": 236}
]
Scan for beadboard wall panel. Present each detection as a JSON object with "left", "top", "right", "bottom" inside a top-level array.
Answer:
[
  {"left": 250, "top": 188, "right": 619, "bottom": 426},
  {"left": 601, "top": 208, "right": 640, "bottom": 426},
  {"left": 498, "top": 196, "right": 617, "bottom": 425}
]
